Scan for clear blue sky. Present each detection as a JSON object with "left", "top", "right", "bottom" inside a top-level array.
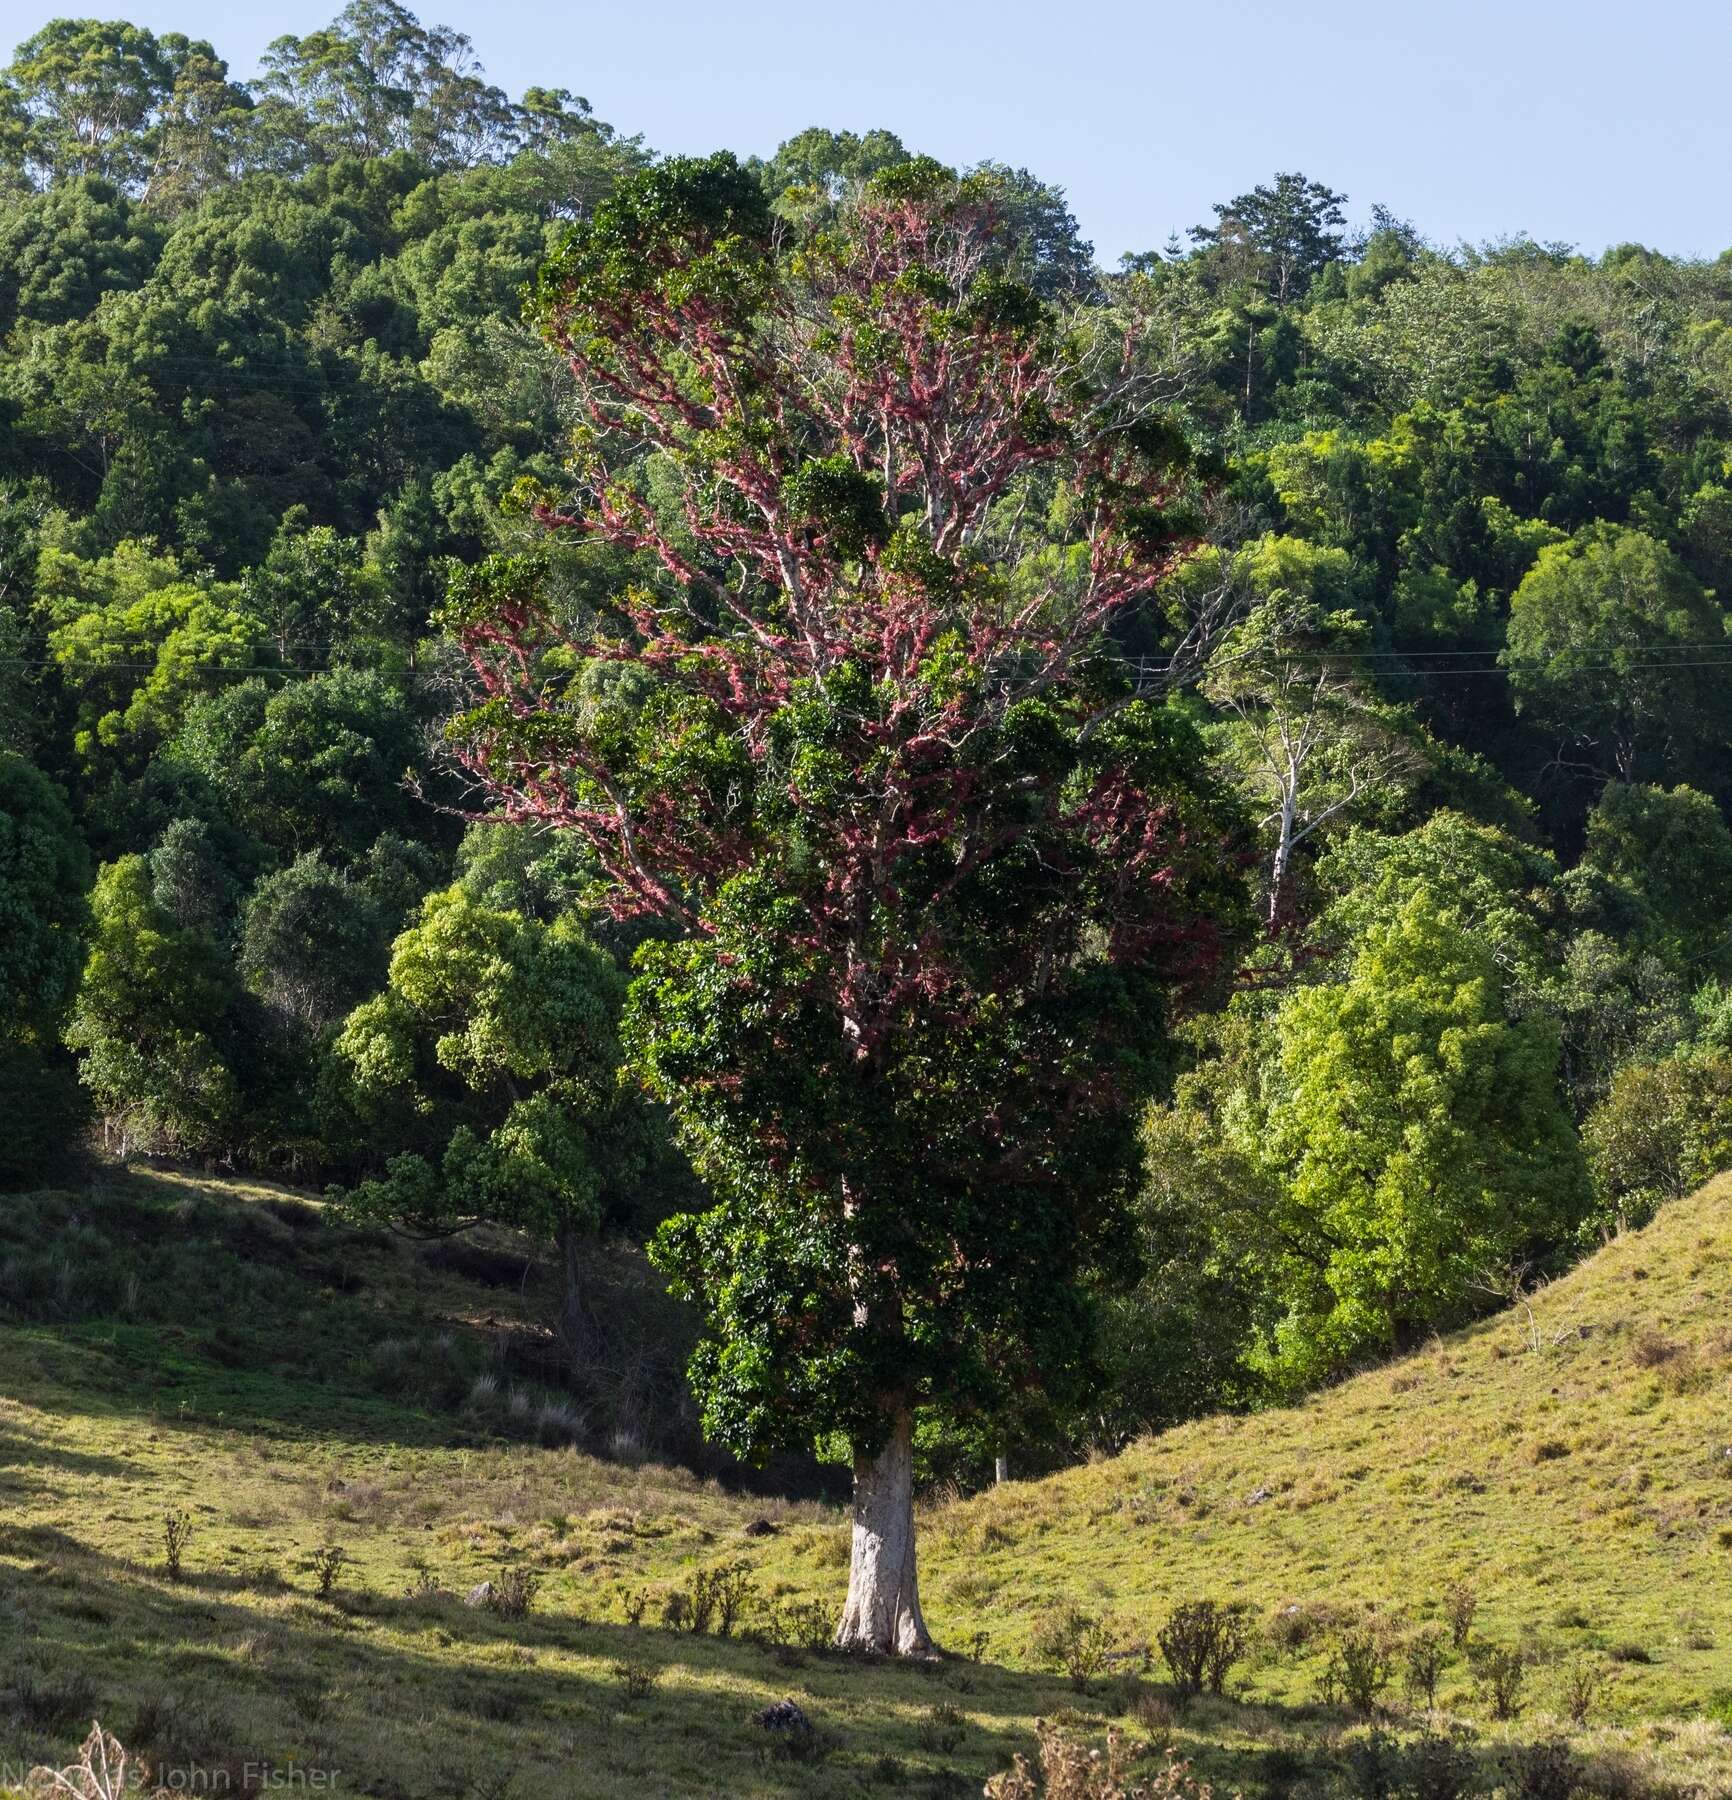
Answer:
[{"left": 10, "top": 0, "right": 1730, "bottom": 265}]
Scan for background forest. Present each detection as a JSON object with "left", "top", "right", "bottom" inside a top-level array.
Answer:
[{"left": 8, "top": 2, "right": 1732, "bottom": 1491}]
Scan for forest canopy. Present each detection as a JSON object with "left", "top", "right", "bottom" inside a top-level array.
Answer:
[{"left": 8, "top": 1, "right": 1732, "bottom": 1511}]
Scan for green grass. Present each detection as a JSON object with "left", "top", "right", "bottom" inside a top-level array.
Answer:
[{"left": 2, "top": 1165, "right": 1732, "bottom": 1796}]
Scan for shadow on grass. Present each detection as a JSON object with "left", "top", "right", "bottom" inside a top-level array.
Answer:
[
  {"left": 1, "top": 1532, "right": 1072, "bottom": 1797},
  {"left": 0, "top": 1426, "right": 138, "bottom": 1482},
  {"left": 1, "top": 1533, "right": 1668, "bottom": 1800}
]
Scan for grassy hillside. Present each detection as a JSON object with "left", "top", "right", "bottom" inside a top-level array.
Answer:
[{"left": 2, "top": 1167, "right": 1731, "bottom": 1797}]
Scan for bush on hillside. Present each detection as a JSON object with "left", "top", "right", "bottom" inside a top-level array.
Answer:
[{"left": 1583, "top": 1049, "right": 1732, "bottom": 1233}]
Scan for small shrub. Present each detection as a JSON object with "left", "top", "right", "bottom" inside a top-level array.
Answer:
[
  {"left": 288, "top": 1687, "right": 341, "bottom": 1727},
  {"left": 8, "top": 1667, "right": 100, "bottom": 1735},
  {"left": 1502, "top": 1739, "right": 1579, "bottom": 1800},
  {"left": 706, "top": 1561, "right": 755, "bottom": 1637},
  {"left": 403, "top": 1568, "right": 446, "bottom": 1606},
  {"left": 609, "top": 1658, "right": 662, "bottom": 1705},
  {"left": 128, "top": 1692, "right": 179, "bottom": 1750},
  {"left": 1032, "top": 1606, "right": 1113, "bottom": 1693},
  {"left": 1343, "top": 1726, "right": 1402, "bottom": 1800},
  {"left": 1402, "top": 1628, "right": 1449, "bottom": 1710},
  {"left": 1406, "top": 1732, "right": 1474, "bottom": 1800},
  {"left": 1606, "top": 1642, "right": 1652, "bottom": 1665},
  {"left": 1560, "top": 1653, "right": 1606, "bottom": 1725},
  {"left": 1324, "top": 1624, "right": 1394, "bottom": 1714},
  {"left": 766, "top": 1597, "right": 835, "bottom": 1651},
  {"left": 618, "top": 1586, "right": 648, "bottom": 1626},
  {"left": 162, "top": 1509, "right": 196, "bottom": 1581},
  {"left": 1131, "top": 1686, "right": 1180, "bottom": 1739},
  {"left": 1156, "top": 1598, "right": 1251, "bottom": 1698},
  {"left": 916, "top": 1701, "right": 967, "bottom": 1754},
  {"left": 532, "top": 1399, "right": 584, "bottom": 1447},
  {"left": 986, "top": 1725, "right": 1217, "bottom": 1799},
  {"left": 485, "top": 1567, "right": 542, "bottom": 1621},
  {"left": 660, "top": 1561, "right": 752, "bottom": 1635},
  {"left": 757, "top": 1596, "right": 803, "bottom": 1653},
  {"left": 1629, "top": 1329, "right": 1682, "bottom": 1369},
  {"left": 1469, "top": 1642, "right": 1527, "bottom": 1720},
  {"left": 1443, "top": 1582, "right": 1477, "bottom": 1650},
  {"left": 304, "top": 1543, "right": 348, "bottom": 1600},
  {"left": 1266, "top": 1599, "right": 1336, "bottom": 1656}
]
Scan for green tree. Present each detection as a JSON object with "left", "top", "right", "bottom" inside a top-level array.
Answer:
[
  {"left": 236, "top": 513, "right": 389, "bottom": 665},
  {"left": 1580, "top": 783, "right": 1732, "bottom": 977},
  {"left": 1239, "top": 888, "right": 1588, "bottom": 1391},
  {"left": 1583, "top": 1049, "right": 1732, "bottom": 1234},
  {"left": 1504, "top": 525, "right": 1730, "bottom": 781},
  {"left": 757, "top": 126, "right": 909, "bottom": 203},
  {"left": 1202, "top": 537, "right": 1426, "bottom": 928},
  {"left": 1319, "top": 812, "right": 1559, "bottom": 981},
  {"left": 443, "top": 153, "right": 1247, "bottom": 1651},
  {"left": 2, "top": 19, "right": 193, "bottom": 190},
  {"left": 239, "top": 852, "right": 389, "bottom": 1035},
  {"left": 1190, "top": 171, "right": 1348, "bottom": 303},
  {"left": 0, "top": 177, "right": 162, "bottom": 331},
  {"left": 64, "top": 852, "right": 240, "bottom": 1154},
  {"left": 330, "top": 885, "right": 648, "bottom": 1350},
  {"left": 148, "top": 814, "right": 241, "bottom": 936},
  {"left": 39, "top": 541, "right": 265, "bottom": 773},
  {"left": 170, "top": 669, "right": 423, "bottom": 857},
  {"left": 964, "top": 161, "right": 1096, "bottom": 299},
  {"left": 254, "top": 1, "right": 519, "bottom": 170}
]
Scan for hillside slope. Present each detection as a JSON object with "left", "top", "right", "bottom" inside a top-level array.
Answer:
[
  {"left": 921, "top": 1176, "right": 1732, "bottom": 1698},
  {"left": 2, "top": 1167, "right": 1731, "bottom": 1797}
]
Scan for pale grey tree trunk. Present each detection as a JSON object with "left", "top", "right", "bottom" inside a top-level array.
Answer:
[
  {"left": 835, "top": 1405, "right": 934, "bottom": 1656},
  {"left": 994, "top": 1452, "right": 1009, "bottom": 1485}
]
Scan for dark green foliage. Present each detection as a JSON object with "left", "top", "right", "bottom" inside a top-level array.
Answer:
[
  {"left": 0, "top": 745, "right": 88, "bottom": 1036},
  {"left": 170, "top": 670, "right": 426, "bottom": 858},
  {"left": 0, "top": 177, "right": 162, "bottom": 328},
  {"left": 0, "top": 755, "right": 90, "bottom": 1183},
  {"left": 239, "top": 853, "right": 389, "bottom": 1033},
  {"left": 1581, "top": 783, "right": 1732, "bottom": 975},
  {"left": 529, "top": 149, "right": 773, "bottom": 341},
  {"left": 1469, "top": 1642, "right": 1528, "bottom": 1720}
]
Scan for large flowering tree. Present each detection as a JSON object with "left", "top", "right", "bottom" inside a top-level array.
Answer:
[{"left": 442, "top": 153, "right": 1247, "bottom": 1654}]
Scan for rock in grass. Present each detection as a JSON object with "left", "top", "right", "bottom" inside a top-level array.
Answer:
[
  {"left": 755, "top": 1698, "right": 811, "bottom": 1735},
  {"left": 465, "top": 1581, "right": 494, "bottom": 1608}
]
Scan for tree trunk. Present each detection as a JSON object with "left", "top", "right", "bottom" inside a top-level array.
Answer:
[
  {"left": 994, "top": 1453, "right": 1009, "bottom": 1485},
  {"left": 835, "top": 1405, "right": 934, "bottom": 1656},
  {"left": 556, "top": 1218, "right": 589, "bottom": 1361}
]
